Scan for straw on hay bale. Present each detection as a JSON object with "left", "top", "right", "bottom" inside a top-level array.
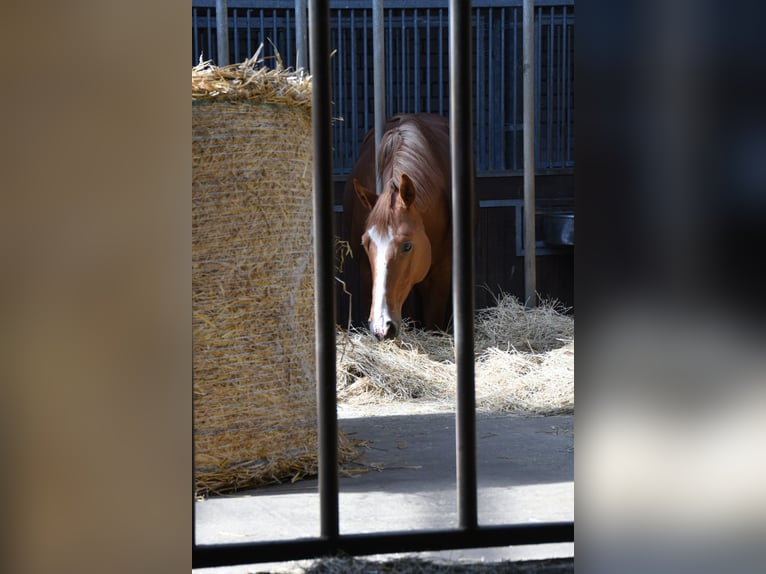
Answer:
[
  {"left": 193, "top": 54, "right": 357, "bottom": 496},
  {"left": 337, "top": 295, "right": 574, "bottom": 415}
]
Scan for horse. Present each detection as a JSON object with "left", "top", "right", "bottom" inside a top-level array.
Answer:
[{"left": 343, "top": 113, "right": 459, "bottom": 340}]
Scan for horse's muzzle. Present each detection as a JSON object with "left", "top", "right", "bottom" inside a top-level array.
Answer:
[{"left": 371, "top": 320, "right": 398, "bottom": 341}]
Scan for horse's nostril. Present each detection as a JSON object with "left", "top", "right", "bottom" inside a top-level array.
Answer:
[{"left": 370, "top": 320, "right": 397, "bottom": 341}]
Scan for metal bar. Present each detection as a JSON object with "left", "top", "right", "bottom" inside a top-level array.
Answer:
[
  {"left": 488, "top": 7, "right": 494, "bottom": 168},
  {"left": 534, "top": 5, "right": 541, "bottom": 167},
  {"left": 232, "top": 9, "right": 239, "bottom": 62},
  {"left": 449, "top": 0, "right": 477, "bottom": 532},
  {"left": 562, "top": 8, "right": 571, "bottom": 167},
  {"left": 286, "top": 8, "right": 293, "bottom": 65},
  {"left": 438, "top": 9, "right": 444, "bottom": 115},
  {"left": 387, "top": 8, "right": 393, "bottom": 117},
  {"left": 296, "top": 0, "right": 308, "bottom": 69},
  {"left": 426, "top": 9, "right": 431, "bottom": 113},
  {"left": 216, "top": 0, "right": 229, "bottom": 65},
  {"left": 193, "top": 8, "right": 199, "bottom": 63},
  {"left": 272, "top": 8, "right": 279, "bottom": 56},
  {"left": 511, "top": 7, "right": 517, "bottom": 170},
  {"left": 207, "top": 8, "right": 214, "bottom": 63},
  {"left": 475, "top": 9, "right": 482, "bottom": 170},
  {"left": 414, "top": 8, "right": 420, "bottom": 113},
  {"left": 523, "top": 0, "right": 536, "bottom": 308},
  {"left": 350, "top": 9, "right": 358, "bottom": 160},
  {"left": 336, "top": 10, "right": 344, "bottom": 167},
  {"left": 556, "top": 10, "right": 567, "bottom": 167},
  {"left": 500, "top": 7, "right": 506, "bottom": 168},
  {"left": 193, "top": 522, "right": 574, "bottom": 568},
  {"left": 246, "top": 9, "right": 253, "bottom": 57},
  {"left": 259, "top": 9, "right": 265, "bottom": 51},
  {"left": 563, "top": 8, "right": 570, "bottom": 166},
  {"left": 308, "top": 0, "right": 339, "bottom": 545},
  {"left": 363, "top": 9, "right": 369, "bottom": 134},
  {"left": 401, "top": 9, "right": 406, "bottom": 110},
  {"left": 373, "top": 0, "right": 385, "bottom": 194},
  {"left": 547, "top": 6, "right": 553, "bottom": 168}
]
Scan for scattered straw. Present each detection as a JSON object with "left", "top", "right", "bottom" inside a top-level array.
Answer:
[
  {"left": 337, "top": 295, "right": 574, "bottom": 415},
  {"left": 193, "top": 56, "right": 358, "bottom": 496},
  {"left": 475, "top": 293, "right": 574, "bottom": 353},
  {"left": 193, "top": 47, "right": 312, "bottom": 110}
]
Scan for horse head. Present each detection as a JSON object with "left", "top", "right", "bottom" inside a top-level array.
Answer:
[{"left": 353, "top": 173, "right": 432, "bottom": 340}]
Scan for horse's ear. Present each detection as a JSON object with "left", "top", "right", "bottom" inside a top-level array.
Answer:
[
  {"left": 353, "top": 178, "right": 377, "bottom": 211},
  {"left": 399, "top": 173, "right": 416, "bottom": 208}
]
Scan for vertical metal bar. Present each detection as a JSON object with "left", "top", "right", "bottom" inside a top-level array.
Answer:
[
  {"left": 296, "top": 0, "right": 308, "bottom": 70},
  {"left": 564, "top": 7, "right": 570, "bottom": 166},
  {"left": 414, "top": 9, "right": 419, "bottom": 113},
  {"left": 387, "top": 9, "right": 393, "bottom": 117},
  {"left": 556, "top": 6, "right": 567, "bottom": 167},
  {"left": 207, "top": 8, "right": 214, "bottom": 64},
  {"left": 232, "top": 9, "right": 239, "bottom": 63},
  {"left": 272, "top": 8, "right": 279, "bottom": 57},
  {"left": 512, "top": 7, "right": 517, "bottom": 170},
  {"left": 523, "top": 0, "right": 537, "bottom": 308},
  {"left": 438, "top": 9, "right": 444, "bottom": 115},
  {"left": 547, "top": 6, "right": 553, "bottom": 169},
  {"left": 259, "top": 9, "right": 265, "bottom": 51},
  {"left": 449, "top": 0, "right": 477, "bottom": 532},
  {"left": 330, "top": 14, "right": 336, "bottom": 169},
  {"left": 216, "top": 0, "right": 229, "bottom": 66},
  {"left": 246, "top": 10, "right": 252, "bottom": 58},
  {"left": 308, "top": 0, "right": 338, "bottom": 545},
  {"left": 351, "top": 9, "right": 358, "bottom": 166},
  {"left": 500, "top": 7, "right": 506, "bottom": 169},
  {"left": 363, "top": 9, "right": 369, "bottom": 135},
  {"left": 193, "top": 8, "right": 199, "bottom": 64},
  {"left": 475, "top": 9, "right": 482, "bottom": 170},
  {"left": 337, "top": 10, "right": 344, "bottom": 168},
  {"left": 488, "top": 7, "right": 494, "bottom": 168},
  {"left": 286, "top": 8, "right": 293, "bottom": 67},
  {"left": 426, "top": 9, "right": 431, "bottom": 114},
  {"left": 373, "top": 0, "right": 385, "bottom": 194},
  {"left": 534, "top": 5, "right": 541, "bottom": 169},
  {"left": 401, "top": 10, "right": 406, "bottom": 111}
]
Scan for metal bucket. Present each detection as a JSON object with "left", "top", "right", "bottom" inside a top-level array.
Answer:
[{"left": 543, "top": 212, "right": 574, "bottom": 246}]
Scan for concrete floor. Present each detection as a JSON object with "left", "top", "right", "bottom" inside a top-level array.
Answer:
[{"left": 194, "top": 407, "right": 574, "bottom": 572}]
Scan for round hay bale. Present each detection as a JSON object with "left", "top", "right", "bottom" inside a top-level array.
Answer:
[{"left": 193, "top": 57, "right": 355, "bottom": 496}]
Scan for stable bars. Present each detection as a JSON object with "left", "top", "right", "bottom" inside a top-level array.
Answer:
[{"left": 192, "top": 1, "right": 574, "bottom": 568}]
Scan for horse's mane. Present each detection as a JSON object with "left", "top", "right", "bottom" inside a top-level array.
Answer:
[{"left": 375, "top": 114, "right": 450, "bottom": 216}]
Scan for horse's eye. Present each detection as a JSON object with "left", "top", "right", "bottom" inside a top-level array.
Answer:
[{"left": 401, "top": 241, "right": 413, "bottom": 253}]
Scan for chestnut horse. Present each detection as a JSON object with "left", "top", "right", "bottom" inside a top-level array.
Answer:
[{"left": 343, "top": 113, "right": 455, "bottom": 340}]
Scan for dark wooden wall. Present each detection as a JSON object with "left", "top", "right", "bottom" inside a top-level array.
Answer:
[{"left": 334, "top": 173, "right": 574, "bottom": 329}]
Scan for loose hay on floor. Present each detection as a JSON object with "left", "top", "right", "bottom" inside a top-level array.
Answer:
[{"left": 337, "top": 295, "right": 573, "bottom": 415}]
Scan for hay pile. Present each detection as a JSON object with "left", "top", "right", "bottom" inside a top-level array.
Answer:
[
  {"left": 337, "top": 295, "right": 574, "bottom": 415},
  {"left": 193, "top": 55, "right": 358, "bottom": 496}
]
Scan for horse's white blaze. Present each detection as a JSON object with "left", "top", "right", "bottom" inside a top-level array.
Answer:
[{"left": 368, "top": 225, "right": 395, "bottom": 336}]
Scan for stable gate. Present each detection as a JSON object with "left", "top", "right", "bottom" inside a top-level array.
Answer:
[
  {"left": 192, "top": 1, "right": 574, "bottom": 568},
  {"left": 192, "top": 0, "right": 574, "bottom": 177}
]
